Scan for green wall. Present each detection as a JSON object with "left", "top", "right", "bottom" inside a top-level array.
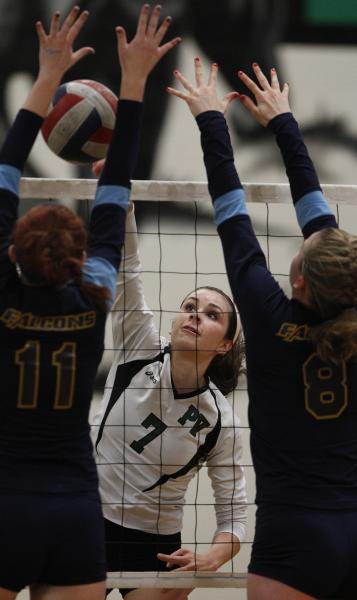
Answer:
[{"left": 306, "top": 0, "right": 357, "bottom": 24}]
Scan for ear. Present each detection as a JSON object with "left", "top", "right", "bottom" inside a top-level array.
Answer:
[
  {"left": 8, "top": 244, "right": 16, "bottom": 264},
  {"left": 292, "top": 273, "right": 306, "bottom": 290},
  {"left": 216, "top": 338, "right": 233, "bottom": 356}
]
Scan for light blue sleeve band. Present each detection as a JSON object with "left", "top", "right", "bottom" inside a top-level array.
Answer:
[
  {"left": 94, "top": 185, "right": 130, "bottom": 211},
  {"left": 83, "top": 256, "right": 117, "bottom": 307},
  {"left": 214, "top": 188, "right": 248, "bottom": 226},
  {"left": 0, "top": 165, "right": 21, "bottom": 195},
  {"left": 295, "top": 190, "right": 333, "bottom": 230}
]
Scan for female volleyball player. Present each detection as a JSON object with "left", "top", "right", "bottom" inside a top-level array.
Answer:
[
  {"left": 92, "top": 203, "right": 247, "bottom": 597},
  {"left": 167, "top": 59, "right": 357, "bottom": 600},
  {"left": 0, "top": 4, "right": 180, "bottom": 600}
]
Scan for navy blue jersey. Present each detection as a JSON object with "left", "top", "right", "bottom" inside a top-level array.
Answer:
[
  {"left": 0, "top": 101, "right": 142, "bottom": 494},
  {"left": 197, "top": 110, "right": 357, "bottom": 510}
]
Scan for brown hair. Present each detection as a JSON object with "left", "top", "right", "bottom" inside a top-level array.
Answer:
[
  {"left": 302, "top": 228, "right": 357, "bottom": 363},
  {"left": 11, "top": 204, "right": 110, "bottom": 310},
  {"left": 189, "top": 286, "right": 245, "bottom": 396}
]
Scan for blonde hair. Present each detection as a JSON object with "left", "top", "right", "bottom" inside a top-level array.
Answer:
[{"left": 302, "top": 228, "right": 357, "bottom": 363}]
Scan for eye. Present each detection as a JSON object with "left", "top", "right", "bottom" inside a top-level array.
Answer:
[
  {"left": 184, "top": 302, "right": 196, "bottom": 312},
  {"left": 207, "top": 311, "right": 218, "bottom": 321}
]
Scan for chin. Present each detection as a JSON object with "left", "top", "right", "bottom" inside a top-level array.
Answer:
[{"left": 171, "top": 334, "right": 200, "bottom": 352}]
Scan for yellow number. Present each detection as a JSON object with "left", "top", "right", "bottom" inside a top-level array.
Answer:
[
  {"left": 303, "top": 353, "right": 348, "bottom": 420},
  {"left": 15, "top": 341, "right": 77, "bottom": 410}
]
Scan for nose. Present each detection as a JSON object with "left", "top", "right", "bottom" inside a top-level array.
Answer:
[{"left": 189, "top": 311, "right": 201, "bottom": 323}]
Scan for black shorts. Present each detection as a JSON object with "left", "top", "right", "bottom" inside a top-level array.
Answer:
[
  {"left": 105, "top": 518, "right": 181, "bottom": 597},
  {"left": 249, "top": 504, "right": 357, "bottom": 599},
  {"left": 0, "top": 490, "right": 106, "bottom": 592}
]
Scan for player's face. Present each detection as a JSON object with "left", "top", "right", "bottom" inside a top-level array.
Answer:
[{"left": 171, "top": 288, "right": 233, "bottom": 357}]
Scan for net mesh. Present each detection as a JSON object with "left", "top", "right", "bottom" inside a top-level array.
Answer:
[{"left": 19, "top": 179, "right": 357, "bottom": 595}]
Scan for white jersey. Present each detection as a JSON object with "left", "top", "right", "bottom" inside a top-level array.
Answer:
[{"left": 92, "top": 208, "right": 247, "bottom": 542}]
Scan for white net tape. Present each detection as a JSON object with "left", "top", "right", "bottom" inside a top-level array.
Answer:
[{"left": 19, "top": 177, "right": 357, "bottom": 204}]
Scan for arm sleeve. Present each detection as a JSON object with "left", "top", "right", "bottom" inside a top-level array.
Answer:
[
  {"left": 206, "top": 408, "right": 247, "bottom": 543},
  {"left": 0, "top": 109, "right": 43, "bottom": 275},
  {"left": 84, "top": 100, "right": 144, "bottom": 304},
  {"left": 268, "top": 112, "right": 337, "bottom": 238},
  {"left": 197, "top": 110, "right": 283, "bottom": 332},
  {"left": 110, "top": 204, "right": 162, "bottom": 364}
]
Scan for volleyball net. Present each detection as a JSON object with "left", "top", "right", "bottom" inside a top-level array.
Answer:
[{"left": 19, "top": 179, "right": 357, "bottom": 595}]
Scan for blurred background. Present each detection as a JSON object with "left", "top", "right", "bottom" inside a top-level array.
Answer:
[{"left": 0, "top": 0, "right": 356, "bottom": 184}]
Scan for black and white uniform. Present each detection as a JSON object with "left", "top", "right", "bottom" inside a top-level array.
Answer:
[{"left": 92, "top": 207, "right": 247, "bottom": 572}]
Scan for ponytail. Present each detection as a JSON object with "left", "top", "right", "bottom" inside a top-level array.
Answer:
[{"left": 302, "top": 228, "right": 357, "bottom": 363}]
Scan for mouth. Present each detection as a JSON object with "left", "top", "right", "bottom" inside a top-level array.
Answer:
[{"left": 182, "top": 325, "right": 199, "bottom": 336}]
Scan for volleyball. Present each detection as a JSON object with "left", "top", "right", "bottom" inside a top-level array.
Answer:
[{"left": 41, "top": 79, "right": 118, "bottom": 164}]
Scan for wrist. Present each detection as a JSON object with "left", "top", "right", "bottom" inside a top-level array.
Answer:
[
  {"left": 267, "top": 111, "right": 294, "bottom": 132},
  {"left": 36, "top": 71, "right": 62, "bottom": 90},
  {"left": 120, "top": 78, "right": 147, "bottom": 102}
]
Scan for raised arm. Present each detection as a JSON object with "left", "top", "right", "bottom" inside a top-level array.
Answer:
[
  {"left": 238, "top": 64, "right": 337, "bottom": 238},
  {"left": 83, "top": 4, "right": 181, "bottom": 306},
  {"left": 0, "top": 6, "right": 93, "bottom": 274},
  {"left": 166, "top": 59, "right": 276, "bottom": 331}
]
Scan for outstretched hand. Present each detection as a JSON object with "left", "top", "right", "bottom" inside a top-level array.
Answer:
[
  {"left": 117, "top": 4, "right": 181, "bottom": 100},
  {"left": 36, "top": 5, "right": 94, "bottom": 82},
  {"left": 167, "top": 57, "right": 239, "bottom": 117},
  {"left": 238, "top": 63, "right": 291, "bottom": 127}
]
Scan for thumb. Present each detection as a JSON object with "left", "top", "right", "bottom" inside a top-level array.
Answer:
[
  {"left": 71, "top": 47, "right": 95, "bottom": 66},
  {"left": 116, "top": 26, "right": 128, "bottom": 52},
  {"left": 223, "top": 91, "right": 239, "bottom": 114}
]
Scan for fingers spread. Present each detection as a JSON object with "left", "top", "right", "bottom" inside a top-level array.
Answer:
[
  {"left": 155, "top": 15, "right": 172, "bottom": 45},
  {"left": 60, "top": 5, "right": 80, "bottom": 35},
  {"left": 194, "top": 57, "right": 204, "bottom": 86},
  {"left": 71, "top": 46, "right": 95, "bottom": 65},
  {"left": 147, "top": 4, "right": 162, "bottom": 36},
  {"left": 49, "top": 11, "right": 61, "bottom": 36},
  {"left": 252, "top": 62, "right": 270, "bottom": 90},
  {"left": 208, "top": 62, "right": 218, "bottom": 87},
  {"left": 116, "top": 26, "right": 128, "bottom": 52},
  {"left": 238, "top": 69, "right": 261, "bottom": 97},
  {"left": 136, "top": 3, "right": 150, "bottom": 36},
  {"left": 166, "top": 86, "right": 187, "bottom": 100},
  {"left": 158, "top": 36, "right": 181, "bottom": 58},
  {"left": 66, "top": 10, "right": 90, "bottom": 45},
  {"left": 36, "top": 21, "right": 47, "bottom": 44},
  {"left": 270, "top": 67, "right": 280, "bottom": 90},
  {"left": 174, "top": 69, "right": 195, "bottom": 93}
]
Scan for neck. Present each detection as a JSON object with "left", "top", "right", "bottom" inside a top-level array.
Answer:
[{"left": 170, "top": 349, "right": 211, "bottom": 395}]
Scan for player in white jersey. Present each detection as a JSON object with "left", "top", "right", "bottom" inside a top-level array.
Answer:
[{"left": 91, "top": 200, "right": 247, "bottom": 599}]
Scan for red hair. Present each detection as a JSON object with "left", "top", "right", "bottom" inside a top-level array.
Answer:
[{"left": 11, "top": 204, "right": 110, "bottom": 309}]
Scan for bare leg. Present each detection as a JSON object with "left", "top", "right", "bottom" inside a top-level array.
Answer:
[
  {"left": 0, "top": 588, "right": 17, "bottom": 600},
  {"left": 248, "top": 574, "right": 317, "bottom": 600},
  {"left": 30, "top": 581, "right": 106, "bottom": 600},
  {"left": 125, "top": 588, "right": 191, "bottom": 600}
]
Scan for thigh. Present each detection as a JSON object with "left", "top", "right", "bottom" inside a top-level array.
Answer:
[
  {"left": 30, "top": 581, "right": 106, "bottom": 600},
  {"left": 247, "top": 573, "right": 317, "bottom": 600},
  {"left": 104, "top": 520, "right": 181, "bottom": 598},
  {"left": 105, "top": 519, "right": 181, "bottom": 572},
  {"left": 0, "top": 492, "right": 47, "bottom": 591},
  {"left": 0, "top": 589, "right": 17, "bottom": 600},
  {"left": 126, "top": 590, "right": 190, "bottom": 600},
  {"left": 43, "top": 492, "right": 107, "bottom": 586},
  {"left": 249, "top": 505, "right": 350, "bottom": 598}
]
